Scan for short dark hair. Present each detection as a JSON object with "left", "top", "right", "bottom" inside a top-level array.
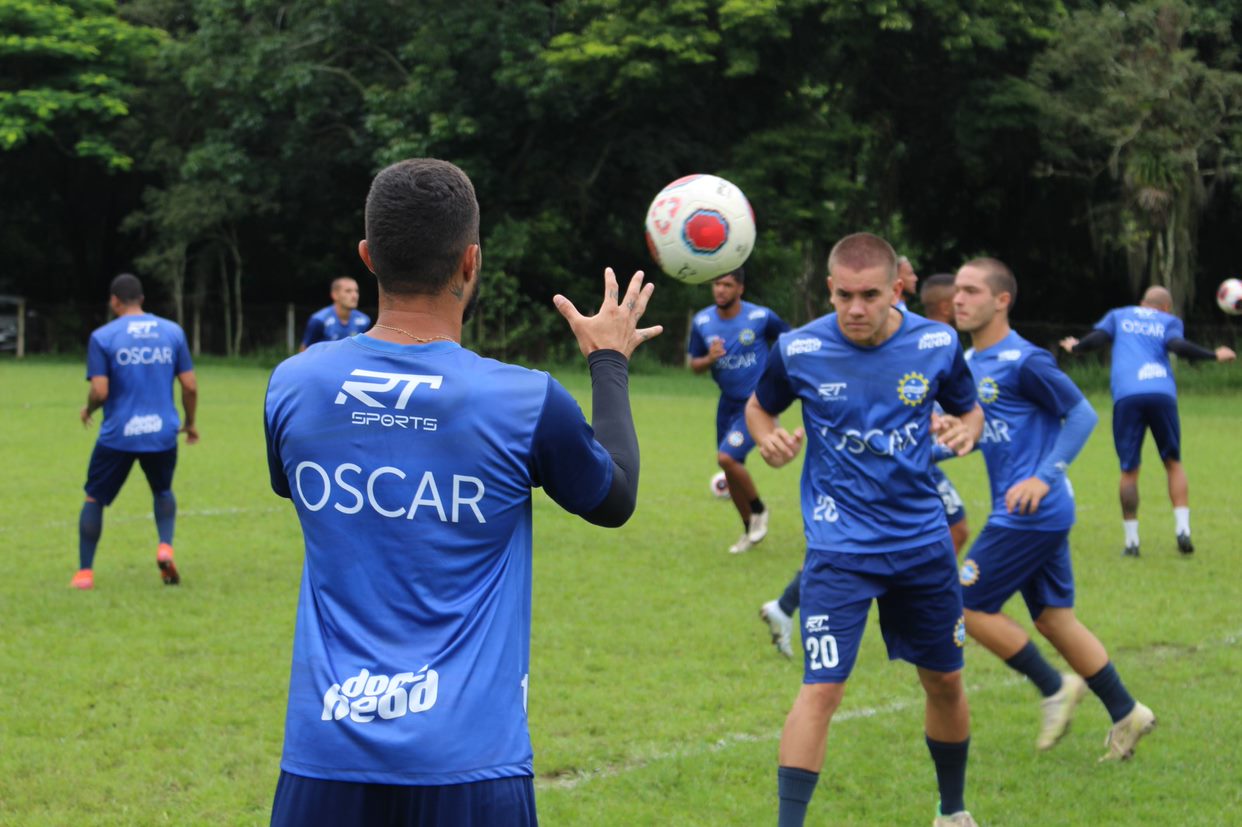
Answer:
[
  {"left": 330, "top": 276, "right": 357, "bottom": 292},
  {"left": 715, "top": 266, "right": 745, "bottom": 285},
  {"left": 110, "top": 273, "right": 144, "bottom": 304},
  {"left": 828, "top": 233, "right": 898, "bottom": 282},
  {"left": 963, "top": 257, "right": 1017, "bottom": 307},
  {"left": 920, "top": 272, "right": 956, "bottom": 298},
  {"left": 364, "top": 159, "right": 481, "bottom": 296}
]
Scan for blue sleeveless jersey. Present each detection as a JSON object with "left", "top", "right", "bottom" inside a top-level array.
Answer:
[
  {"left": 264, "top": 335, "right": 614, "bottom": 785},
  {"left": 688, "top": 301, "right": 790, "bottom": 401},
  {"left": 1094, "top": 306, "right": 1183, "bottom": 401},
  {"left": 86, "top": 313, "right": 192, "bottom": 452},
  {"left": 755, "top": 311, "right": 976, "bottom": 554},
  {"left": 966, "top": 332, "right": 1085, "bottom": 531}
]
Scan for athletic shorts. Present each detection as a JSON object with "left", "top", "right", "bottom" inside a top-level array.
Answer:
[
  {"left": 715, "top": 395, "right": 755, "bottom": 462},
  {"left": 270, "top": 771, "right": 538, "bottom": 827},
  {"left": 930, "top": 465, "right": 967, "bottom": 527},
  {"left": 958, "top": 524, "right": 1074, "bottom": 618},
  {"left": 799, "top": 537, "right": 965, "bottom": 683},
  {"left": 1112, "top": 393, "right": 1180, "bottom": 471},
  {"left": 84, "top": 443, "right": 177, "bottom": 506}
]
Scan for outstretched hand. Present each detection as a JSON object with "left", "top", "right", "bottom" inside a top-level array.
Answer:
[
  {"left": 553, "top": 268, "right": 664, "bottom": 359},
  {"left": 1059, "top": 336, "right": 1078, "bottom": 354},
  {"left": 1217, "top": 346, "right": 1237, "bottom": 363}
]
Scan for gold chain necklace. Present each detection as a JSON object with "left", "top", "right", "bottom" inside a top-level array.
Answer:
[{"left": 372, "top": 323, "right": 458, "bottom": 344}]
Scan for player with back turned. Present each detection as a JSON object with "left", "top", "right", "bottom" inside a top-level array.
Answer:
[
  {"left": 747, "top": 233, "right": 984, "bottom": 827},
  {"left": 264, "top": 158, "right": 662, "bottom": 826}
]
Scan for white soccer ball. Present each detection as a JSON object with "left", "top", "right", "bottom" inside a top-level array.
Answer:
[
  {"left": 644, "top": 174, "right": 755, "bottom": 284},
  {"left": 710, "top": 471, "right": 730, "bottom": 499},
  {"left": 1216, "top": 278, "right": 1242, "bottom": 315}
]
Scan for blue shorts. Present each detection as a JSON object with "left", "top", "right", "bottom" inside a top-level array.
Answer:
[
  {"left": 1112, "top": 393, "right": 1180, "bottom": 471},
  {"left": 270, "top": 771, "right": 537, "bottom": 827},
  {"left": 930, "top": 465, "right": 967, "bottom": 527},
  {"left": 715, "top": 395, "right": 755, "bottom": 462},
  {"left": 958, "top": 524, "right": 1074, "bottom": 618},
  {"left": 84, "top": 443, "right": 177, "bottom": 506},
  {"left": 799, "top": 537, "right": 965, "bottom": 683}
]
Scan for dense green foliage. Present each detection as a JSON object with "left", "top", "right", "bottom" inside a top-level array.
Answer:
[{"left": 3, "top": 0, "right": 1242, "bottom": 356}]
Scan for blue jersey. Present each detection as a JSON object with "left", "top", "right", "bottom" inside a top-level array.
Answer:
[
  {"left": 755, "top": 311, "right": 976, "bottom": 554},
  {"left": 303, "top": 305, "right": 371, "bottom": 347},
  {"left": 967, "top": 332, "right": 1085, "bottom": 531},
  {"left": 1094, "top": 306, "right": 1184, "bottom": 401},
  {"left": 86, "top": 313, "right": 192, "bottom": 452},
  {"left": 264, "top": 336, "right": 614, "bottom": 785},
  {"left": 688, "top": 301, "right": 789, "bottom": 401}
]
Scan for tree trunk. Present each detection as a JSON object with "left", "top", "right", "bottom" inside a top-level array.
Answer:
[{"left": 219, "top": 247, "right": 234, "bottom": 357}]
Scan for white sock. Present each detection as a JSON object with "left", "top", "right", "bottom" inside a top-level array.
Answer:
[
  {"left": 1174, "top": 507, "right": 1190, "bottom": 536},
  {"left": 1123, "top": 520, "right": 1140, "bottom": 547}
]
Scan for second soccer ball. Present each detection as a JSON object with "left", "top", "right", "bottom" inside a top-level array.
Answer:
[
  {"left": 710, "top": 471, "right": 730, "bottom": 499},
  {"left": 1217, "top": 278, "right": 1242, "bottom": 315}
]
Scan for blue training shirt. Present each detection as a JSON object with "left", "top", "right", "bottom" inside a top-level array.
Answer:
[
  {"left": 688, "top": 301, "right": 790, "bottom": 401},
  {"left": 754, "top": 311, "right": 976, "bottom": 554},
  {"left": 1093, "top": 306, "right": 1184, "bottom": 401},
  {"left": 86, "top": 313, "right": 192, "bottom": 452},
  {"left": 264, "top": 335, "right": 614, "bottom": 786},
  {"left": 302, "top": 305, "right": 372, "bottom": 347},
  {"left": 966, "top": 331, "right": 1085, "bottom": 531}
]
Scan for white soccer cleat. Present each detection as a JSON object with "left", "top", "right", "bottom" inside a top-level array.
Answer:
[
  {"left": 1100, "top": 701, "right": 1157, "bottom": 762},
  {"left": 747, "top": 509, "right": 770, "bottom": 544},
  {"left": 933, "top": 810, "right": 979, "bottom": 826},
  {"left": 759, "top": 600, "right": 793, "bottom": 658},
  {"left": 1037, "top": 673, "right": 1088, "bottom": 750},
  {"left": 728, "top": 533, "right": 754, "bottom": 554}
]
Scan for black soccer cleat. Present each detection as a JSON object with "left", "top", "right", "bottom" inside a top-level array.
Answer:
[
  {"left": 1122, "top": 543, "right": 1141, "bottom": 558},
  {"left": 1176, "top": 533, "right": 1194, "bottom": 556}
]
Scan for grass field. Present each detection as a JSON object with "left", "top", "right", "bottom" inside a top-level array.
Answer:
[{"left": 1, "top": 356, "right": 1239, "bottom": 826}]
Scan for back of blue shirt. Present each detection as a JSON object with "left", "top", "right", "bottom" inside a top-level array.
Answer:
[
  {"left": 967, "top": 332, "right": 1084, "bottom": 531},
  {"left": 688, "top": 301, "right": 790, "bottom": 400},
  {"left": 264, "top": 336, "right": 614, "bottom": 785},
  {"left": 1094, "top": 306, "right": 1183, "bottom": 400},
  {"left": 755, "top": 312, "right": 976, "bottom": 554},
  {"left": 303, "top": 306, "right": 372, "bottom": 347},
  {"left": 86, "top": 313, "right": 192, "bottom": 452}
]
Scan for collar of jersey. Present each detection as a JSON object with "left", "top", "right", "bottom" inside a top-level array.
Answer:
[
  {"left": 972, "top": 329, "right": 1019, "bottom": 359},
  {"left": 348, "top": 334, "right": 461, "bottom": 355}
]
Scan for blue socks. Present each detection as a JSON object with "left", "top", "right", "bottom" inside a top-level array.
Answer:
[
  {"left": 154, "top": 490, "right": 176, "bottom": 545},
  {"left": 1086, "top": 662, "right": 1136, "bottom": 723},
  {"left": 926, "top": 736, "right": 969, "bottom": 816},
  {"left": 1005, "top": 640, "right": 1064, "bottom": 698},
  {"left": 779, "top": 571, "right": 801, "bottom": 617},
  {"left": 777, "top": 766, "right": 819, "bottom": 827},
  {"left": 78, "top": 500, "right": 104, "bottom": 570}
]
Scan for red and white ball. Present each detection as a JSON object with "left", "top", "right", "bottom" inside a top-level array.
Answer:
[
  {"left": 644, "top": 174, "right": 755, "bottom": 284},
  {"left": 1217, "top": 278, "right": 1242, "bottom": 315},
  {"left": 709, "top": 471, "right": 730, "bottom": 499}
]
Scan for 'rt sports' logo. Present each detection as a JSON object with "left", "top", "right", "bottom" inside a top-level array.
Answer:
[{"left": 335, "top": 370, "right": 443, "bottom": 409}]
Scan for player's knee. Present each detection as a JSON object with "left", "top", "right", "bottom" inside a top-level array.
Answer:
[
  {"left": 799, "top": 682, "right": 845, "bottom": 718},
  {"left": 919, "top": 669, "right": 963, "bottom": 702},
  {"left": 717, "top": 452, "right": 738, "bottom": 471},
  {"left": 1032, "top": 608, "right": 1073, "bottom": 639}
]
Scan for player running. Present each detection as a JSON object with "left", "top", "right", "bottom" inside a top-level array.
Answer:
[
  {"left": 952, "top": 258, "right": 1156, "bottom": 761},
  {"left": 300, "top": 276, "right": 371, "bottom": 350},
  {"left": 688, "top": 268, "right": 790, "bottom": 553},
  {"left": 748, "top": 233, "right": 983, "bottom": 827}
]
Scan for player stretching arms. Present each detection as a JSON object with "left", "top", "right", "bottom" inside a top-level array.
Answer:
[
  {"left": 1060, "top": 286, "right": 1235, "bottom": 556},
  {"left": 300, "top": 276, "right": 371, "bottom": 351},
  {"left": 264, "top": 159, "right": 661, "bottom": 826},
  {"left": 953, "top": 258, "right": 1156, "bottom": 760},
  {"left": 748, "top": 233, "right": 983, "bottom": 827},
  {"left": 757, "top": 271, "right": 969, "bottom": 658},
  {"left": 688, "top": 268, "right": 790, "bottom": 553},
  {"left": 73, "top": 273, "right": 197, "bottom": 590}
]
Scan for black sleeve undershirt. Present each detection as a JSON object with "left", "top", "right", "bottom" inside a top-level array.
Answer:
[
  {"left": 1072, "top": 329, "right": 1112, "bottom": 353},
  {"left": 581, "top": 349, "right": 640, "bottom": 528},
  {"left": 1166, "top": 337, "right": 1218, "bottom": 361}
]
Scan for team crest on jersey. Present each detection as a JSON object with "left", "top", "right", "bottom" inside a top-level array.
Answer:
[
  {"left": 959, "top": 558, "right": 980, "bottom": 586},
  {"left": 727, "top": 430, "right": 745, "bottom": 447},
  {"left": 897, "top": 372, "right": 930, "bottom": 407},
  {"left": 954, "top": 616, "right": 967, "bottom": 648},
  {"left": 739, "top": 328, "right": 756, "bottom": 346},
  {"left": 977, "top": 377, "right": 999, "bottom": 404}
]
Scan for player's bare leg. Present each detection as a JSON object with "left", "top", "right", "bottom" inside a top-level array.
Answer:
[
  {"left": 1164, "top": 458, "right": 1193, "bottom": 554},
  {"left": 1119, "top": 468, "right": 1141, "bottom": 556},
  {"left": 776, "top": 682, "right": 843, "bottom": 826},
  {"left": 949, "top": 520, "right": 970, "bottom": 555},
  {"left": 919, "top": 668, "right": 972, "bottom": 825},
  {"left": 719, "top": 452, "right": 767, "bottom": 552}
]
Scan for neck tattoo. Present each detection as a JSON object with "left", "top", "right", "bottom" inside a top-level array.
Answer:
[{"left": 372, "top": 323, "right": 457, "bottom": 344}]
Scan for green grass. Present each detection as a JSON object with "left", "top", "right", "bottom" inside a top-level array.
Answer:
[{"left": 1, "top": 357, "right": 1239, "bottom": 826}]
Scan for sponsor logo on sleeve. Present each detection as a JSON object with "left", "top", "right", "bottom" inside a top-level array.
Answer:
[
  {"left": 997, "top": 349, "right": 1022, "bottom": 362},
  {"left": 748, "top": 309, "right": 768, "bottom": 320},
  {"left": 695, "top": 313, "right": 711, "bottom": 326},
  {"left": 786, "top": 337, "right": 822, "bottom": 357},
  {"left": 918, "top": 331, "right": 952, "bottom": 350}
]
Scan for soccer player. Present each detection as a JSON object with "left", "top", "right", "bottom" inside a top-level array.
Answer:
[
  {"left": 1059, "top": 286, "right": 1235, "bottom": 556},
  {"left": 73, "top": 273, "right": 197, "bottom": 590},
  {"left": 953, "top": 258, "right": 1156, "bottom": 761},
  {"left": 757, "top": 271, "right": 970, "bottom": 659},
  {"left": 897, "top": 254, "right": 919, "bottom": 309},
  {"left": 264, "top": 158, "right": 661, "bottom": 827},
  {"left": 299, "top": 276, "right": 371, "bottom": 350},
  {"left": 747, "top": 233, "right": 984, "bottom": 827},
  {"left": 687, "top": 268, "right": 790, "bottom": 553}
]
